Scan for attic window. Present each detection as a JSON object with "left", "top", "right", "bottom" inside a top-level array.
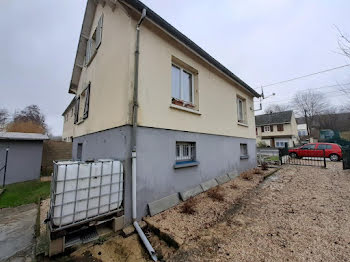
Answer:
[{"left": 85, "top": 14, "right": 104, "bottom": 66}]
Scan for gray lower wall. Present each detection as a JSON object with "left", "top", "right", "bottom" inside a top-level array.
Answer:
[
  {"left": 72, "top": 125, "right": 256, "bottom": 223},
  {"left": 0, "top": 140, "right": 43, "bottom": 185}
]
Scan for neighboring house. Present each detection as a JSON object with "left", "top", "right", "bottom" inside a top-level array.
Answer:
[
  {"left": 0, "top": 132, "right": 48, "bottom": 185},
  {"left": 62, "top": 0, "right": 260, "bottom": 223},
  {"left": 296, "top": 118, "right": 308, "bottom": 137},
  {"left": 62, "top": 98, "right": 75, "bottom": 142},
  {"left": 255, "top": 111, "right": 299, "bottom": 148}
]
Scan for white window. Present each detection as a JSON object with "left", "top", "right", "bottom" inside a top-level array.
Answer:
[
  {"left": 264, "top": 126, "right": 270, "bottom": 132},
  {"left": 240, "top": 143, "right": 248, "bottom": 158},
  {"left": 237, "top": 97, "right": 246, "bottom": 124},
  {"left": 85, "top": 14, "right": 104, "bottom": 66},
  {"left": 276, "top": 141, "right": 287, "bottom": 148},
  {"left": 176, "top": 142, "right": 196, "bottom": 162},
  {"left": 172, "top": 64, "right": 194, "bottom": 104}
]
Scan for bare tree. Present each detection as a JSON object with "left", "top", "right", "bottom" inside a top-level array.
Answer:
[
  {"left": 292, "top": 90, "right": 329, "bottom": 128},
  {"left": 264, "top": 104, "right": 290, "bottom": 114},
  {"left": 319, "top": 108, "right": 339, "bottom": 129},
  {"left": 0, "top": 108, "right": 9, "bottom": 131},
  {"left": 335, "top": 26, "right": 350, "bottom": 110}
]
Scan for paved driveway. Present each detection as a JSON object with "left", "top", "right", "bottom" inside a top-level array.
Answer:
[{"left": 0, "top": 203, "right": 37, "bottom": 261}]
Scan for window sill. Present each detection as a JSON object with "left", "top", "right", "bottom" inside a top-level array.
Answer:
[
  {"left": 237, "top": 122, "right": 248, "bottom": 127},
  {"left": 170, "top": 104, "right": 201, "bottom": 115},
  {"left": 240, "top": 155, "right": 249, "bottom": 160},
  {"left": 76, "top": 119, "right": 85, "bottom": 125},
  {"left": 173, "top": 161, "right": 200, "bottom": 169}
]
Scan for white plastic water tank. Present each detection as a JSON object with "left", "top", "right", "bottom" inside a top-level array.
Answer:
[{"left": 50, "top": 159, "right": 123, "bottom": 227}]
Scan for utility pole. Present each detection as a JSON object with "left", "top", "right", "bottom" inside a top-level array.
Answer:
[
  {"left": 2, "top": 148, "right": 9, "bottom": 187},
  {"left": 304, "top": 109, "right": 310, "bottom": 136}
]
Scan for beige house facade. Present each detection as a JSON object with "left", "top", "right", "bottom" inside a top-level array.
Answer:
[
  {"left": 255, "top": 111, "right": 299, "bottom": 148},
  {"left": 62, "top": 0, "right": 260, "bottom": 222}
]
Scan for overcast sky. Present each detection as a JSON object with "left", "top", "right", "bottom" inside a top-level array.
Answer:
[{"left": 1, "top": 0, "right": 350, "bottom": 135}]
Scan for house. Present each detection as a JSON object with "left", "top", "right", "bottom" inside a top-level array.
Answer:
[
  {"left": 255, "top": 110, "right": 299, "bottom": 148},
  {"left": 0, "top": 132, "right": 48, "bottom": 185},
  {"left": 296, "top": 117, "right": 308, "bottom": 137},
  {"left": 62, "top": 98, "right": 75, "bottom": 142},
  {"left": 62, "top": 0, "right": 260, "bottom": 224}
]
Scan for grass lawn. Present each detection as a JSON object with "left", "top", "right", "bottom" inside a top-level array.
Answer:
[
  {"left": 0, "top": 180, "right": 51, "bottom": 208},
  {"left": 265, "top": 155, "right": 280, "bottom": 162}
]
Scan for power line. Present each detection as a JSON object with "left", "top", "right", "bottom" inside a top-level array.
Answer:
[
  {"left": 255, "top": 64, "right": 350, "bottom": 90},
  {"left": 254, "top": 82, "right": 350, "bottom": 103},
  {"left": 265, "top": 92, "right": 349, "bottom": 104}
]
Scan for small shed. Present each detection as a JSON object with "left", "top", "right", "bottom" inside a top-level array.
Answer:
[{"left": 0, "top": 132, "right": 49, "bottom": 185}]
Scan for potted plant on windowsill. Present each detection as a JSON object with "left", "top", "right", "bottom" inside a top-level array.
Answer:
[
  {"left": 184, "top": 102, "right": 195, "bottom": 109},
  {"left": 172, "top": 98, "right": 195, "bottom": 109},
  {"left": 172, "top": 98, "right": 184, "bottom": 107}
]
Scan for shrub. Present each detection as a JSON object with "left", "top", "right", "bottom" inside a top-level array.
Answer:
[
  {"left": 253, "top": 168, "right": 263, "bottom": 175},
  {"left": 180, "top": 198, "right": 197, "bottom": 215},
  {"left": 240, "top": 171, "right": 254, "bottom": 181},
  {"left": 261, "top": 162, "right": 269, "bottom": 170},
  {"left": 230, "top": 183, "right": 238, "bottom": 189},
  {"left": 257, "top": 141, "right": 268, "bottom": 148},
  {"left": 207, "top": 187, "right": 225, "bottom": 202}
]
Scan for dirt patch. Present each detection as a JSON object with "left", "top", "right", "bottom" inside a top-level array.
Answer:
[
  {"left": 144, "top": 167, "right": 273, "bottom": 247},
  {"left": 40, "top": 198, "right": 50, "bottom": 236},
  {"left": 71, "top": 234, "right": 148, "bottom": 262},
  {"left": 168, "top": 162, "right": 350, "bottom": 261}
]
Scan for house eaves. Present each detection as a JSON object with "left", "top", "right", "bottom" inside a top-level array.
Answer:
[
  {"left": 68, "top": 0, "right": 260, "bottom": 98},
  {"left": 0, "top": 132, "right": 49, "bottom": 141}
]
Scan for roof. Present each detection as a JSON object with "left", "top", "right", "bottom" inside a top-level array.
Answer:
[
  {"left": 296, "top": 117, "right": 306, "bottom": 125},
  {"left": 0, "top": 132, "right": 49, "bottom": 141},
  {"left": 62, "top": 97, "right": 76, "bottom": 116},
  {"left": 255, "top": 111, "right": 293, "bottom": 126},
  {"left": 68, "top": 0, "right": 260, "bottom": 98}
]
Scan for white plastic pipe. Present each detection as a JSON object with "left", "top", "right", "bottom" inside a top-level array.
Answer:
[
  {"left": 134, "top": 221, "right": 157, "bottom": 261},
  {"left": 132, "top": 150, "right": 137, "bottom": 220},
  {"left": 132, "top": 150, "right": 157, "bottom": 261}
]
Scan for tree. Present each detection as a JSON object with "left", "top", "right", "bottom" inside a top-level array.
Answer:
[
  {"left": 264, "top": 104, "right": 290, "bottom": 114},
  {"left": 6, "top": 105, "right": 48, "bottom": 134},
  {"left": 336, "top": 26, "right": 350, "bottom": 110},
  {"left": 0, "top": 108, "right": 9, "bottom": 131},
  {"left": 292, "top": 90, "right": 329, "bottom": 129}
]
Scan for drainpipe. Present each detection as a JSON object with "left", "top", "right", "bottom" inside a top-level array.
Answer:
[{"left": 131, "top": 8, "right": 157, "bottom": 262}]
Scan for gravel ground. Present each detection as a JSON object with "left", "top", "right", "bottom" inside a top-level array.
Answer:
[
  {"left": 145, "top": 168, "right": 271, "bottom": 248},
  {"left": 40, "top": 199, "right": 50, "bottom": 236},
  {"left": 168, "top": 162, "right": 350, "bottom": 261}
]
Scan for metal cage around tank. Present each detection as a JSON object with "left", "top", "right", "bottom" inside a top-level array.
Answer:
[{"left": 48, "top": 159, "right": 124, "bottom": 232}]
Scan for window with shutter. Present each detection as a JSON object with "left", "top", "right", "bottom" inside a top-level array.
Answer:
[
  {"left": 85, "top": 39, "right": 92, "bottom": 65},
  {"left": 83, "top": 83, "right": 90, "bottom": 119},
  {"left": 96, "top": 14, "right": 103, "bottom": 49},
  {"left": 85, "top": 14, "right": 104, "bottom": 66},
  {"left": 74, "top": 97, "right": 80, "bottom": 124}
]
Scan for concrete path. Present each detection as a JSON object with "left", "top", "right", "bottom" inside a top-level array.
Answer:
[{"left": 0, "top": 203, "right": 37, "bottom": 261}]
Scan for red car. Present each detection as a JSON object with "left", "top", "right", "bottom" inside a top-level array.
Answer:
[{"left": 288, "top": 143, "right": 342, "bottom": 161}]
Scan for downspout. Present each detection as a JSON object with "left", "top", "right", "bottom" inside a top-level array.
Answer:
[{"left": 131, "top": 8, "right": 158, "bottom": 262}]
